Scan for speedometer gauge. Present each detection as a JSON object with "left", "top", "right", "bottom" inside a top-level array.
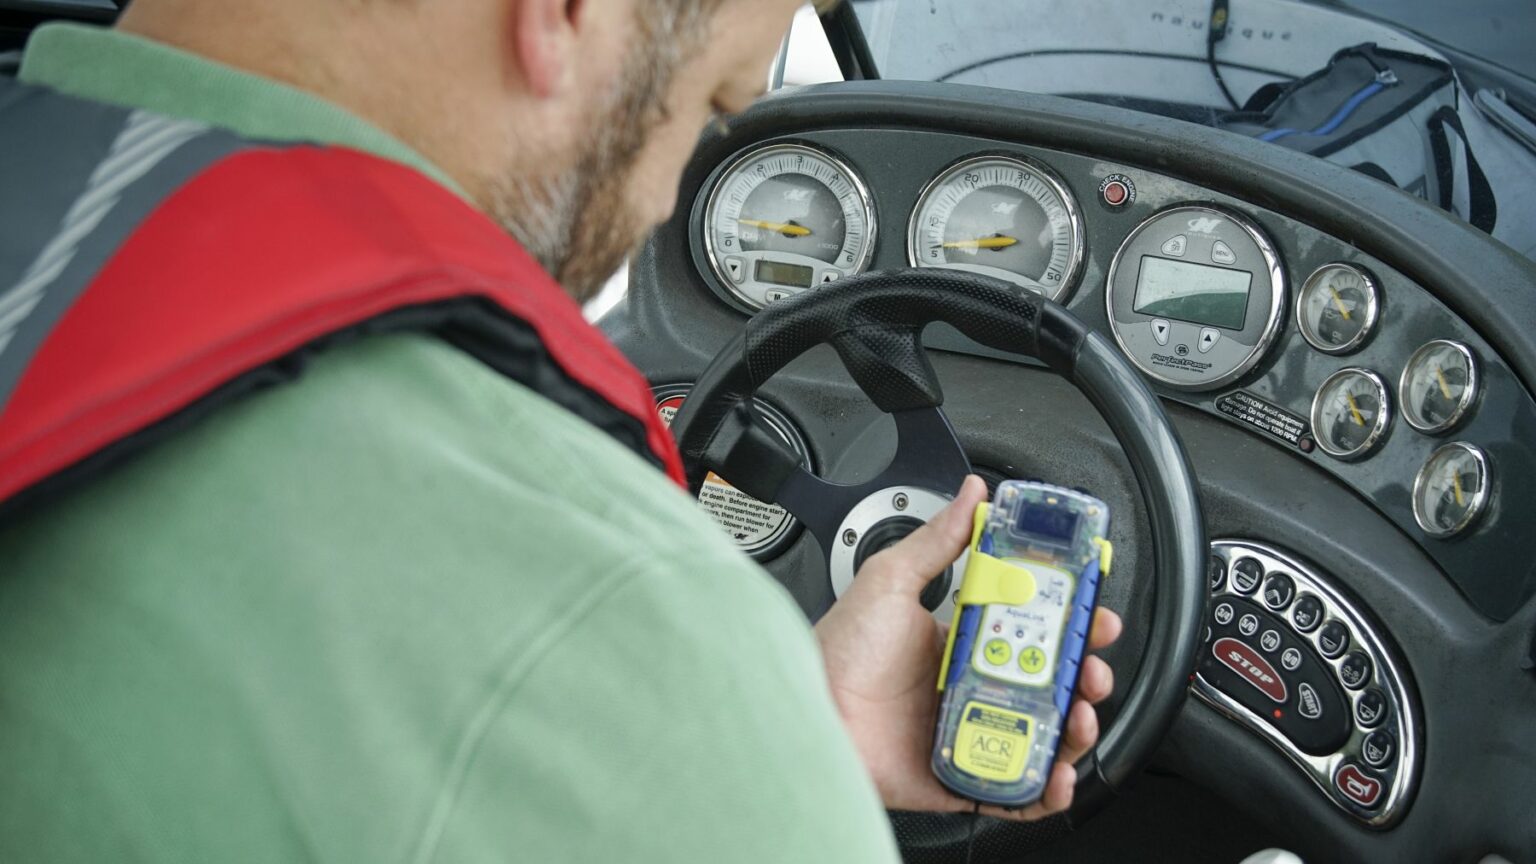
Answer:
[
  {"left": 908, "top": 156, "right": 1084, "bottom": 301},
  {"left": 703, "top": 143, "right": 875, "bottom": 309}
]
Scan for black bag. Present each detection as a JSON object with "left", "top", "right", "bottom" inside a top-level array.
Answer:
[{"left": 1220, "top": 43, "right": 1496, "bottom": 233}]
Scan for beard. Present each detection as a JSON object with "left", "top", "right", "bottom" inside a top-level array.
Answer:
[{"left": 484, "top": 37, "right": 676, "bottom": 304}]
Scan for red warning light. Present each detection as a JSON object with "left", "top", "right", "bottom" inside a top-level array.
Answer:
[{"left": 1273, "top": 709, "right": 1284, "bottom": 719}]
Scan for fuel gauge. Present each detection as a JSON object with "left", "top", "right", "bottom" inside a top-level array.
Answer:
[
  {"left": 1400, "top": 340, "right": 1478, "bottom": 434},
  {"left": 1297, "top": 263, "right": 1380, "bottom": 354},
  {"left": 1413, "top": 442, "right": 1491, "bottom": 538},
  {"left": 1311, "top": 368, "right": 1391, "bottom": 460}
]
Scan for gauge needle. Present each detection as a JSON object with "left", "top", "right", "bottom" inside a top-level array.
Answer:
[
  {"left": 1328, "top": 287, "right": 1353, "bottom": 321},
  {"left": 942, "top": 235, "right": 1020, "bottom": 251},
  {"left": 1434, "top": 365, "right": 1454, "bottom": 400},
  {"left": 737, "top": 218, "right": 811, "bottom": 237},
  {"left": 1451, "top": 472, "right": 1466, "bottom": 507},
  {"left": 1344, "top": 392, "right": 1367, "bottom": 427}
]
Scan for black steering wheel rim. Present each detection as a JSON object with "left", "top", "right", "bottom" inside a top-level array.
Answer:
[{"left": 669, "top": 269, "right": 1207, "bottom": 842}]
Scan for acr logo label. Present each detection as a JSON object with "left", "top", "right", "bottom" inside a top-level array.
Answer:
[
  {"left": 971, "top": 732, "right": 1015, "bottom": 758},
  {"left": 1188, "top": 216, "right": 1224, "bottom": 234}
]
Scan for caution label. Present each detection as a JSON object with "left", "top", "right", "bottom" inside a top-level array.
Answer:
[
  {"left": 1216, "top": 390, "right": 1311, "bottom": 449},
  {"left": 657, "top": 395, "right": 796, "bottom": 554},
  {"left": 953, "top": 701, "right": 1033, "bottom": 782}
]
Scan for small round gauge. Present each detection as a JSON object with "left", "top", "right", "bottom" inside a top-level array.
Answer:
[
  {"left": 1413, "top": 442, "right": 1491, "bottom": 538},
  {"left": 1400, "top": 340, "right": 1479, "bottom": 434},
  {"left": 907, "top": 155, "right": 1084, "bottom": 301},
  {"left": 1297, "top": 263, "right": 1380, "bottom": 354},
  {"left": 703, "top": 143, "right": 875, "bottom": 309},
  {"left": 1310, "top": 368, "right": 1392, "bottom": 459}
]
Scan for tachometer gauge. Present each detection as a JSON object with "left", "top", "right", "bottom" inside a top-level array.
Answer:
[
  {"left": 1297, "top": 263, "right": 1380, "bottom": 354},
  {"left": 1413, "top": 442, "right": 1491, "bottom": 538},
  {"left": 1311, "top": 368, "right": 1391, "bottom": 460},
  {"left": 907, "top": 156, "right": 1084, "bottom": 301},
  {"left": 703, "top": 143, "right": 875, "bottom": 309},
  {"left": 1400, "top": 340, "right": 1478, "bottom": 434}
]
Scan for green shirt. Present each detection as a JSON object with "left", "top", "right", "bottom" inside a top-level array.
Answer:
[{"left": 0, "top": 23, "right": 898, "bottom": 864}]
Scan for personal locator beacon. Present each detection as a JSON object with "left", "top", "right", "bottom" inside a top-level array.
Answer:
[{"left": 932, "top": 480, "right": 1112, "bottom": 807}]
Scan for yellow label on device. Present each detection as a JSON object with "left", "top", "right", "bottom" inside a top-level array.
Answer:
[{"left": 953, "top": 701, "right": 1033, "bottom": 782}]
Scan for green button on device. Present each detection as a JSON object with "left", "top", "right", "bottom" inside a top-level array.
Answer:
[{"left": 983, "top": 639, "right": 1012, "bottom": 666}]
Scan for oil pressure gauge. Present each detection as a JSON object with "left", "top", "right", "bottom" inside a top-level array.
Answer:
[
  {"left": 1400, "top": 340, "right": 1479, "bottom": 434},
  {"left": 907, "top": 156, "right": 1084, "bottom": 301},
  {"left": 1297, "top": 263, "right": 1380, "bottom": 354},
  {"left": 1413, "top": 442, "right": 1491, "bottom": 538},
  {"left": 1311, "top": 368, "right": 1391, "bottom": 460}
]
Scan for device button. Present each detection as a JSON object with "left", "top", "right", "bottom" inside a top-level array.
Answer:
[
  {"left": 1281, "top": 646, "right": 1303, "bottom": 671},
  {"left": 1161, "top": 234, "right": 1188, "bottom": 257},
  {"left": 725, "top": 256, "right": 747, "bottom": 283},
  {"left": 1355, "top": 689, "right": 1388, "bottom": 728},
  {"left": 1212, "top": 239, "right": 1237, "bottom": 265},
  {"left": 1362, "top": 730, "right": 1394, "bottom": 768},
  {"left": 983, "top": 638, "right": 1012, "bottom": 666},
  {"left": 1260, "top": 629, "right": 1282, "bottom": 653},
  {"left": 1214, "top": 602, "right": 1235, "bottom": 626},
  {"left": 820, "top": 270, "right": 841, "bottom": 284},
  {"left": 1262, "top": 573, "right": 1295, "bottom": 611},
  {"left": 1198, "top": 327, "right": 1221, "bottom": 353},
  {"left": 1150, "top": 318, "right": 1172, "bottom": 345},
  {"left": 1338, "top": 651, "right": 1372, "bottom": 690},
  {"left": 1230, "top": 557, "right": 1263, "bottom": 594},
  {"left": 764, "top": 289, "right": 791, "bottom": 304},
  {"left": 1208, "top": 554, "right": 1227, "bottom": 591},
  {"left": 1019, "top": 645, "right": 1048, "bottom": 674},
  {"left": 1291, "top": 595, "right": 1324, "bottom": 633},
  {"left": 1317, "top": 620, "right": 1350, "bottom": 659},
  {"left": 1297, "top": 681, "right": 1324, "bottom": 720},
  {"left": 1238, "top": 613, "right": 1260, "bottom": 637},
  {"left": 1213, "top": 637, "right": 1287, "bottom": 702},
  {"left": 1102, "top": 178, "right": 1131, "bottom": 206},
  {"left": 1335, "top": 764, "right": 1383, "bottom": 808}
]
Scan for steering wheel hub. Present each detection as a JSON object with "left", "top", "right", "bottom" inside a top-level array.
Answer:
[{"left": 830, "top": 485, "right": 970, "bottom": 618}]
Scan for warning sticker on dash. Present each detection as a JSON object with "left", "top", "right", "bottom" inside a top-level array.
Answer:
[{"left": 1216, "top": 391, "right": 1312, "bottom": 450}]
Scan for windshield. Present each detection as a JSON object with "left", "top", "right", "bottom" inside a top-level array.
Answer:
[{"left": 842, "top": 0, "right": 1536, "bottom": 260}]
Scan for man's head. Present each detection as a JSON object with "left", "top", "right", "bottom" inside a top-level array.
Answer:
[{"left": 119, "top": 0, "right": 805, "bottom": 300}]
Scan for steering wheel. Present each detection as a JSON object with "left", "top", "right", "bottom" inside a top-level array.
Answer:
[{"left": 668, "top": 269, "right": 1206, "bottom": 845}]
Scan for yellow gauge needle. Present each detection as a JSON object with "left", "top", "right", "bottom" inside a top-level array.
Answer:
[
  {"left": 1451, "top": 472, "right": 1466, "bottom": 507},
  {"left": 1344, "top": 392, "right": 1367, "bottom": 427},
  {"left": 1328, "top": 287, "right": 1353, "bottom": 321},
  {"left": 1434, "top": 365, "right": 1454, "bottom": 400},
  {"left": 737, "top": 218, "right": 811, "bottom": 237},
  {"left": 942, "top": 236, "right": 1020, "bottom": 251}
]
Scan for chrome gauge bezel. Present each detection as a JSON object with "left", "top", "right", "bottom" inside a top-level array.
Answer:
[
  {"left": 1296, "top": 263, "right": 1381, "bottom": 355},
  {"left": 1310, "top": 367, "right": 1393, "bottom": 460},
  {"left": 1412, "top": 441, "right": 1492, "bottom": 538},
  {"left": 1399, "top": 340, "right": 1480, "bottom": 434},
  {"left": 904, "top": 154, "right": 1086, "bottom": 303},
  {"left": 700, "top": 142, "right": 877, "bottom": 311}
]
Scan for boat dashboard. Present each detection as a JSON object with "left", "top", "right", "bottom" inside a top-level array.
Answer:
[{"left": 606, "top": 81, "right": 1536, "bottom": 862}]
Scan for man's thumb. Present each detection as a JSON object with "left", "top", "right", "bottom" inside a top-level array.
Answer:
[{"left": 859, "top": 475, "right": 988, "bottom": 595}]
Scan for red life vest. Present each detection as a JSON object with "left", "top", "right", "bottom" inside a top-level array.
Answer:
[{"left": 0, "top": 86, "right": 685, "bottom": 516}]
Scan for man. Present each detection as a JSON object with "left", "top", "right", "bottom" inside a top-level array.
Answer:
[{"left": 0, "top": 1, "right": 1120, "bottom": 860}]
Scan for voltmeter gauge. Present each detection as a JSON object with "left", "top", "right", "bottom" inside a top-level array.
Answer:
[
  {"left": 907, "top": 156, "right": 1084, "bottom": 301},
  {"left": 1311, "top": 368, "right": 1392, "bottom": 460},
  {"left": 702, "top": 142, "right": 875, "bottom": 310},
  {"left": 1400, "top": 340, "right": 1478, "bottom": 434},
  {"left": 1297, "top": 263, "right": 1380, "bottom": 354},
  {"left": 1413, "top": 442, "right": 1491, "bottom": 538}
]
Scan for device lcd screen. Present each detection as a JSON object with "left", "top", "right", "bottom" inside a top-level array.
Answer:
[
  {"left": 1015, "top": 502, "right": 1079, "bottom": 544},
  {"left": 1133, "top": 256, "right": 1253, "bottom": 331},
  {"left": 755, "top": 259, "right": 814, "bottom": 289}
]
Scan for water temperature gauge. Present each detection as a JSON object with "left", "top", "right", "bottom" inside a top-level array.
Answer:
[
  {"left": 1413, "top": 442, "right": 1491, "bottom": 538},
  {"left": 1311, "top": 368, "right": 1392, "bottom": 460}
]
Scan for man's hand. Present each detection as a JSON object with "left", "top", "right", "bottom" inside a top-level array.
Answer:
[{"left": 815, "top": 475, "right": 1123, "bottom": 821}]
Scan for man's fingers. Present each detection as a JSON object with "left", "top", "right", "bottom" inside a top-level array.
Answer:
[
  {"left": 1054, "top": 699, "right": 1100, "bottom": 766},
  {"left": 1078, "top": 656, "right": 1114, "bottom": 705},
  {"left": 859, "top": 475, "right": 988, "bottom": 595},
  {"left": 1088, "top": 608, "right": 1122, "bottom": 650}
]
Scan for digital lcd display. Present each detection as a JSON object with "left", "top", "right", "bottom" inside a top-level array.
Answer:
[
  {"left": 1133, "top": 256, "right": 1253, "bottom": 331},
  {"left": 1015, "top": 502, "right": 1079, "bottom": 544},
  {"left": 755, "top": 259, "right": 815, "bottom": 289}
]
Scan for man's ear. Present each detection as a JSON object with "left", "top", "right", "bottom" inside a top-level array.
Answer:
[{"left": 509, "top": 0, "right": 582, "bottom": 99}]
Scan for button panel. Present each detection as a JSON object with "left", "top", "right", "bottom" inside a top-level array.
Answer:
[{"left": 1194, "top": 540, "right": 1420, "bottom": 828}]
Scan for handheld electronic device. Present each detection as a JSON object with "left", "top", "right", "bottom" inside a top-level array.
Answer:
[{"left": 932, "top": 480, "right": 1112, "bottom": 807}]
